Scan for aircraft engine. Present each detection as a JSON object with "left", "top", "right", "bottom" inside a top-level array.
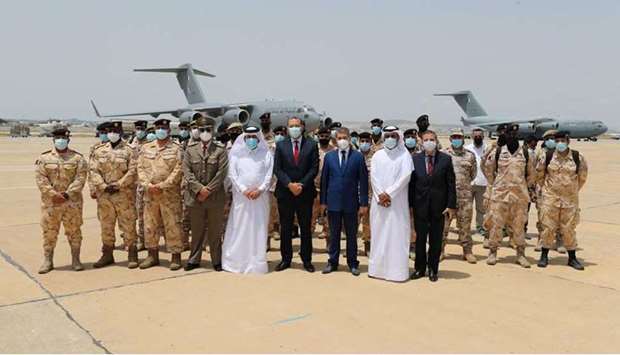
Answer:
[
  {"left": 179, "top": 111, "right": 203, "bottom": 122},
  {"left": 517, "top": 122, "right": 536, "bottom": 136},
  {"left": 221, "top": 108, "right": 249, "bottom": 125}
]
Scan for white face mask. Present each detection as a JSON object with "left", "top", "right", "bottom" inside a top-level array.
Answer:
[
  {"left": 423, "top": 140, "right": 437, "bottom": 153},
  {"left": 200, "top": 131, "right": 212, "bottom": 143},
  {"left": 337, "top": 139, "right": 349, "bottom": 150},
  {"left": 107, "top": 132, "right": 121, "bottom": 143},
  {"left": 191, "top": 128, "right": 200, "bottom": 140}
]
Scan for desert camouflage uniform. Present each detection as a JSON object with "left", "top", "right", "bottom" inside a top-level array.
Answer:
[
  {"left": 482, "top": 145, "right": 536, "bottom": 251},
  {"left": 129, "top": 137, "right": 148, "bottom": 245},
  {"left": 442, "top": 146, "right": 477, "bottom": 254},
  {"left": 312, "top": 143, "right": 333, "bottom": 240},
  {"left": 264, "top": 133, "right": 279, "bottom": 240},
  {"left": 89, "top": 141, "right": 138, "bottom": 248},
  {"left": 137, "top": 140, "right": 184, "bottom": 254},
  {"left": 534, "top": 146, "right": 551, "bottom": 236},
  {"left": 536, "top": 149, "right": 587, "bottom": 251},
  {"left": 35, "top": 149, "right": 88, "bottom": 252}
]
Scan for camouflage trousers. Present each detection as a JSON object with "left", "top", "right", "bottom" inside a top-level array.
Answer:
[
  {"left": 136, "top": 185, "right": 145, "bottom": 239},
  {"left": 540, "top": 203, "right": 579, "bottom": 251},
  {"left": 443, "top": 198, "right": 474, "bottom": 251},
  {"left": 40, "top": 201, "right": 83, "bottom": 252},
  {"left": 97, "top": 191, "right": 137, "bottom": 248},
  {"left": 181, "top": 185, "right": 190, "bottom": 248},
  {"left": 311, "top": 195, "right": 328, "bottom": 238},
  {"left": 144, "top": 192, "right": 183, "bottom": 254},
  {"left": 487, "top": 200, "right": 528, "bottom": 250}
]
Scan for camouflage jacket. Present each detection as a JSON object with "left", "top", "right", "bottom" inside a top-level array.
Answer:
[
  {"left": 89, "top": 141, "right": 137, "bottom": 194},
  {"left": 536, "top": 148, "right": 587, "bottom": 209},
  {"left": 137, "top": 139, "right": 184, "bottom": 196},
  {"left": 35, "top": 148, "right": 88, "bottom": 206},
  {"left": 443, "top": 146, "right": 477, "bottom": 200},
  {"left": 482, "top": 145, "right": 536, "bottom": 205}
]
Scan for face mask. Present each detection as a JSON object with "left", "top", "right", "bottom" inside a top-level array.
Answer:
[
  {"left": 384, "top": 137, "right": 398, "bottom": 150},
  {"left": 107, "top": 132, "right": 121, "bottom": 143},
  {"left": 360, "top": 142, "right": 371, "bottom": 152},
  {"left": 545, "top": 139, "right": 556, "bottom": 149},
  {"left": 288, "top": 126, "right": 302, "bottom": 139},
  {"left": 275, "top": 134, "right": 285, "bottom": 143},
  {"left": 155, "top": 128, "right": 168, "bottom": 140},
  {"left": 337, "top": 139, "right": 350, "bottom": 150},
  {"left": 99, "top": 133, "right": 109, "bottom": 143},
  {"left": 54, "top": 138, "right": 68, "bottom": 151},
  {"left": 245, "top": 137, "right": 258, "bottom": 150},
  {"left": 146, "top": 133, "right": 156, "bottom": 142},
  {"left": 405, "top": 137, "right": 417, "bottom": 149},
  {"left": 423, "top": 140, "right": 437, "bottom": 153},
  {"left": 371, "top": 126, "right": 382, "bottom": 136},
  {"left": 451, "top": 138, "right": 463, "bottom": 149},
  {"left": 179, "top": 130, "right": 189, "bottom": 139},
  {"left": 351, "top": 137, "right": 358, "bottom": 146},
  {"left": 319, "top": 138, "right": 330, "bottom": 146},
  {"left": 191, "top": 128, "right": 200, "bottom": 140},
  {"left": 219, "top": 133, "right": 230, "bottom": 144},
  {"left": 507, "top": 137, "right": 519, "bottom": 153},
  {"left": 497, "top": 134, "right": 507, "bottom": 147},
  {"left": 200, "top": 131, "right": 212, "bottom": 143},
  {"left": 474, "top": 137, "right": 483, "bottom": 146},
  {"left": 136, "top": 130, "right": 146, "bottom": 140},
  {"left": 556, "top": 142, "right": 568, "bottom": 152}
]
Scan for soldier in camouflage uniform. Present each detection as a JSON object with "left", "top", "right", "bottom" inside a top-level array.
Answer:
[
  {"left": 129, "top": 120, "right": 149, "bottom": 250},
  {"left": 357, "top": 132, "right": 374, "bottom": 256},
  {"left": 137, "top": 118, "right": 185, "bottom": 270},
  {"left": 90, "top": 121, "right": 140, "bottom": 269},
  {"left": 482, "top": 124, "right": 535, "bottom": 268},
  {"left": 260, "top": 114, "right": 277, "bottom": 249},
  {"left": 312, "top": 127, "right": 333, "bottom": 248},
  {"left": 176, "top": 119, "right": 194, "bottom": 251},
  {"left": 480, "top": 124, "right": 508, "bottom": 249},
  {"left": 536, "top": 131, "right": 588, "bottom": 270},
  {"left": 267, "top": 126, "right": 287, "bottom": 247},
  {"left": 35, "top": 127, "right": 88, "bottom": 274},
  {"left": 442, "top": 129, "right": 477, "bottom": 263},
  {"left": 404, "top": 128, "right": 418, "bottom": 260}
]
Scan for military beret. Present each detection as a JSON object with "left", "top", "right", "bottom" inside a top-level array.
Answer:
[
  {"left": 416, "top": 114, "right": 429, "bottom": 124},
  {"left": 358, "top": 132, "right": 371, "bottom": 139},
  {"left": 403, "top": 128, "right": 418, "bottom": 136},
  {"left": 227, "top": 122, "right": 243, "bottom": 131},
  {"left": 134, "top": 120, "right": 147, "bottom": 129},
  {"left": 370, "top": 118, "right": 383, "bottom": 125},
  {"left": 329, "top": 122, "right": 342, "bottom": 129},
  {"left": 51, "top": 126, "right": 70, "bottom": 137},
  {"left": 449, "top": 128, "right": 465, "bottom": 136},
  {"left": 273, "top": 125, "right": 287, "bottom": 134},
  {"left": 543, "top": 129, "right": 558, "bottom": 138},
  {"left": 153, "top": 118, "right": 171, "bottom": 126}
]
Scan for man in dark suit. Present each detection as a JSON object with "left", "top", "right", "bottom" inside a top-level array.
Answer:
[
  {"left": 273, "top": 117, "right": 320, "bottom": 272},
  {"left": 319, "top": 127, "right": 369, "bottom": 276},
  {"left": 409, "top": 130, "right": 457, "bottom": 282}
]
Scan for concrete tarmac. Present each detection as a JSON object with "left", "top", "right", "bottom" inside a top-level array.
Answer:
[{"left": 0, "top": 136, "right": 619, "bottom": 353}]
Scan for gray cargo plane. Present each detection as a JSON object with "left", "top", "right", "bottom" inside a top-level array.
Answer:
[
  {"left": 435, "top": 90, "right": 608, "bottom": 141},
  {"left": 90, "top": 63, "right": 326, "bottom": 131}
]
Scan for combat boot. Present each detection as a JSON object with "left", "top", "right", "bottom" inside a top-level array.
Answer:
[
  {"left": 170, "top": 253, "right": 182, "bottom": 271},
  {"left": 537, "top": 248, "right": 549, "bottom": 268},
  {"left": 71, "top": 247, "right": 84, "bottom": 271},
  {"left": 486, "top": 249, "right": 497, "bottom": 265},
  {"left": 567, "top": 250, "right": 584, "bottom": 270},
  {"left": 516, "top": 248, "right": 531, "bottom": 268},
  {"left": 93, "top": 245, "right": 115, "bottom": 268},
  {"left": 127, "top": 246, "right": 139, "bottom": 269},
  {"left": 139, "top": 248, "right": 160, "bottom": 269},
  {"left": 38, "top": 250, "right": 54, "bottom": 274},
  {"left": 463, "top": 248, "right": 477, "bottom": 264}
]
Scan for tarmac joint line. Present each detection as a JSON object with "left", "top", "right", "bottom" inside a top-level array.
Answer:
[{"left": 273, "top": 313, "right": 311, "bottom": 325}]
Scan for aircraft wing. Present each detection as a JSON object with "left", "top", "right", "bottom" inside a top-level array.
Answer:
[
  {"left": 90, "top": 100, "right": 223, "bottom": 119},
  {"left": 474, "top": 117, "right": 556, "bottom": 127}
]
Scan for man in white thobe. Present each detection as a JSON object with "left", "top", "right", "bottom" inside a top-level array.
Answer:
[
  {"left": 369, "top": 126, "right": 414, "bottom": 282},
  {"left": 222, "top": 126, "right": 274, "bottom": 274}
]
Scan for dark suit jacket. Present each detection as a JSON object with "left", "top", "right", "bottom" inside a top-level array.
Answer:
[
  {"left": 319, "top": 149, "right": 369, "bottom": 213},
  {"left": 409, "top": 151, "right": 457, "bottom": 220},
  {"left": 274, "top": 136, "right": 319, "bottom": 202}
]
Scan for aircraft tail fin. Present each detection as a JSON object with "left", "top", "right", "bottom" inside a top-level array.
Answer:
[
  {"left": 434, "top": 90, "right": 487, "bottom": 117},
  {"left": 134, "top": 63, "right": 214, "bottom": 105}
]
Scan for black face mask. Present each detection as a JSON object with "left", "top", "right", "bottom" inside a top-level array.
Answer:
[
  {"left": 474, "top": 137, "right": 483, "bottom": 146},
  {"left": 507, "top": 137, "right": 519, "bottom": 154},
  {"left": 229, "top": 133, "right": 241, "bottom": 142},
  {"left": 319, "top": 138, "right": 330, "bottom": 146},
  {"left": 497, "top": 134, "right": 507, "bottom": 147},
  {"left": 417, "top": 121, "right": 429, "bottom": 132},
  {"left": 218, "top": 133, "right": 230, "bottom": 144},
  {"left": 260, "top": 121, "right": 271, "bottom": 130}
]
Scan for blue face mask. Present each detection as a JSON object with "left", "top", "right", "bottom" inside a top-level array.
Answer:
[
  {"left": 155, "top": 128, "right": 168, "bottom": 140},
  {"left": 288, "top": 126, "right": 302, "bottom": 139},
  {"left": 99, "top": 133, "right": 109, "bottom": 143},
  {"left": 371, "top": 126, "right": 382, "bottom": 136},
  {"left": 384, "top": 137, "right": 398, "bottom": 150},
  {"left": 179, "top": 130, "right": 189, "bottom": 139},
  {"left": 275, "top": 134, "right": 285, "bottom": 143},
  {"left": 545, "top": 139, "right": 556, "bottom": 149},
  {"left": 351, "top": 137, "right": 358, "bottom": 146},
  {"left": 136, "top": 130, "right": 146, "bottom": 140},
  {"left": 405, "top": 137, "right": 417, "bottom": 149},
  {"left": 451, "top": 138, "right": 463, "bottom": 149},
  {"left": 245, "top": 137, "right": 258, "bottom": 150},
  {"left": 54, "top": 138, "right": 68, "bottom": 151},
  {"left": 359, "top": 142, "right": 371, "bottom": 152},
  {"left": 146, "top": 133, "right": 156, "bottom": 142},
  {"left": 556, "top": 142, "right": 568, "bottom": 152}
]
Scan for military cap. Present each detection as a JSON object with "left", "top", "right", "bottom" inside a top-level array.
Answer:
[
  {"left": 543, "top": 129, "right": 558, "bottom": 138},
  {"left": 178, "top": 121, "right": 190, "bottom": 128},
  {"left": 51, "top": 126, "right": 70, "bottom": 137},
  {"left": 96, "top": 121, "right": 112, "bottom": 131},
  {"left": 134, "top": 120, "right": 147, "bottom": 129},
  {"left": 416, "top": 114, "right": 429, "bottom": 124},
  {"left": 329, "top": 122, "right": 342, "bottom": 129},
  {"left": 554, "top": 131, "right": 570, "bottom": 139},
  {"left": 496, "top": 123, "right": 509, "bottom": 131},
  {"left": 403, "top": 128, "right": 418, "bottom": 136},
  {"left": 195, "top": 116, "right": 216, "bottom": 127},
  {"left": 383, "top": 125, "right": 399, "bottom": 132},
  {"left": 508, "top": 123, "right": 520, "bottom": 132},
  {"left": 110, "top": 121, "right": 123, "bottom": 130},
  {"left": 153, "top": 118, "right": 171, "bottom": 126},
  {"left": 227, "top": 122, "right": 244, "bottom": 131},
  {"left": 318, "top": 127, "right": 330, "bottom": 134},
  {"left": 244, "top": 126, "right": 260, "bottom": 133},
  {"left": 370, "top": 118, "right": 383, "bottom": 125},
  {"left": 259, "top": 112, "right": 271, "bottom": 120},
  {"left": 350, "top": 131, "right": 359, "bottom": 137},
  {"left": 358, "top": 132, "right": 371, "bottom": 139},
  {"left": 449, "top": 127, "right": 465, "bottom": 136},
  {"left": 273, "top": 125, "right": 287, "bottom": 134}
]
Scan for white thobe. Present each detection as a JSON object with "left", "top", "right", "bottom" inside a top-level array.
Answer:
[
  {"left": 222, "top": 150, "right": 274, "bottom": 274},
  {"left": 368, "top": 148, "right": 414, "bottom": 282}
]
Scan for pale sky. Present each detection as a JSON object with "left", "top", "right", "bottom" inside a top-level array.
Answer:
[{"left": 0, "top": 0, "right": 619, "bottom": 129}]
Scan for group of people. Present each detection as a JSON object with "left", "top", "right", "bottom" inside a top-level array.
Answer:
[{"left": 34, "top": 112, "right": 588, "bottom": 282}]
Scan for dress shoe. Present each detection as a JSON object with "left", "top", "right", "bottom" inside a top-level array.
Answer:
[
  {"left": 184, "top": 262, "right": 200, "bottom": 271},
  {"left": 350, "top": 267, "right": 360, "bottom": 276},
  {"left": 275, "top": 261, "right": 290, "bottom": 272},
  {"left": 428, "top": 270, "right": 438, "bottom": 282},
  {"left": 303, "top": 263, "right": 315, "bottom": 273},
  {"left": 410, "top": 269, "right": 425, "bottom": 280},
  {"left": 213, "top": 264, "right": 223, "bottom": 272},
  {"left": 322, "top": 264, "right": 337, "bottom": 274}
]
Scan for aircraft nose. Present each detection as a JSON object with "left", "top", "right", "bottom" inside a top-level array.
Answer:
[{"left": 599, "top": 123, "right": 608, "bottom": 134}]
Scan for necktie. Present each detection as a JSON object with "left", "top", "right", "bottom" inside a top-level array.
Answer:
[
  {"left": 341, "top": 150, "right": 346, "bottom": 169},
  {"left": 427, "top": 155, "right": 434, "bottom": 176},
  {"left": 293, "top": 140, "right": 300, "bottom": 165}
]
